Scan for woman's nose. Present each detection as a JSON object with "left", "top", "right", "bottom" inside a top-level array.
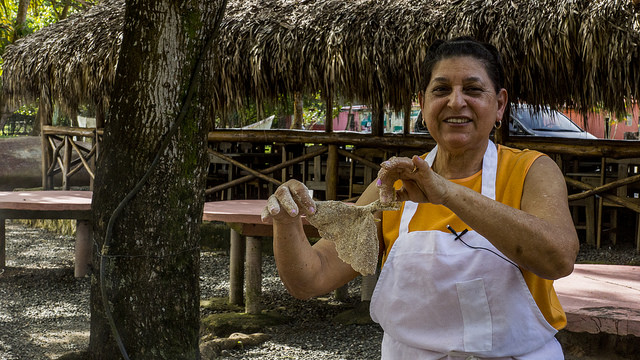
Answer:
[{"left": 447, "top": 88, "right": 466, "bottom": 109}]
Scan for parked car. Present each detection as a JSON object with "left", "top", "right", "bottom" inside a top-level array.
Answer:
[
  {"left": 509, "top": 104, "right": 597, "bottom": 139},
  {"left": 412, "top": 104, "right": 597, "bottom": 139}
]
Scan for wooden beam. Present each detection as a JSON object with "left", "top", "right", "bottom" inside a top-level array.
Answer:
[
  {"left": 566, "top": 173, "right": 640, "bottom": 201},
  {"left": 205, "top": 146, "right": 328, "bottom": 195},
  {"left": 208, "top": 129, "right": 436, "bottom": 151},
  {"left": 337, "top": 148, "right": 381, "bottom": 170},
  {"left": 565, "top": 177, "right": 640, "bottom": 213},
  {"left": 505, "top": 137, "right": 640, "bottom": 159},
  {"left": 42, "top": 125, "right": 97, "bottom": 137},
  {"left": 208, "top": 149, "right": 283, "bottom": 187}
]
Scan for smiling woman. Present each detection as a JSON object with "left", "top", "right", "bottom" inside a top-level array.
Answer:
[{"left": 263, "top": 37, "right": 579, "bottom": 359}]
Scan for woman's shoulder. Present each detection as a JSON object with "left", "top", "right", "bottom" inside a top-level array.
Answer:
[
  {"left": 497, "top": 144, "right": 546, "bottom": 167},
  {"left": 497, "top": 144, "right": 544, "bottom": 158}
]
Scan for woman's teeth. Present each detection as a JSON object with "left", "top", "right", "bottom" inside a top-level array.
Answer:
[{"left": 445, "top": 118, "right": 470, "bottom": 124}]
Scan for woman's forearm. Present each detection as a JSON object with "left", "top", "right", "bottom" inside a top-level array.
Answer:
[{"left": 442, "top": 181, "right": 578, "bottom": 280}]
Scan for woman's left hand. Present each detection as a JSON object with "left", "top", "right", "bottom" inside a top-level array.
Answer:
[{"left": 377, "top": 155, "right": 450, "bottom": 205}]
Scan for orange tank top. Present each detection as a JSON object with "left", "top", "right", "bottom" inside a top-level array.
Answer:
[{"left": 381, "top": 145, "right": 567, "bottom": 330}]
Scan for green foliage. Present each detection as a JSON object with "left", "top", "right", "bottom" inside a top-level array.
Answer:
[
  {"left": 0, "top": 1, "right": 98, "bottom": 58},
  {"left": 301, "top": 91, "right": 342, "bottom": 128},
  {"left": 15, "top": 102, "right": 36, "bottom": 115},
  {"left": 215, "top": 91, "right": 345, "bottom": 129}
]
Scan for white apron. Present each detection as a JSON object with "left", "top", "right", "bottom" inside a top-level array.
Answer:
[{"left": 370, "top": 142, "right": 563, "bottom": 359}]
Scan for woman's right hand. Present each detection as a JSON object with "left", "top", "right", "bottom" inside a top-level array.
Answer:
[{"left": 261, "top": 180, "right": 316, "bottom": 224}]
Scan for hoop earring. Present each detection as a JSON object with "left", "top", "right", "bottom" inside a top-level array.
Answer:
[{"left": 494, "top": 121, "right": 502, "bottom": 130}]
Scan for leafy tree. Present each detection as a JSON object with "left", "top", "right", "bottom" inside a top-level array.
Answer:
[{"left": 0, "top": 0, "right": 96, "bottom": 52}]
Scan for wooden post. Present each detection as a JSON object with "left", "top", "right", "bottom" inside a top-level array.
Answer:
[
  {"left": 403, "top": 101, "right": 411, "bottom": 135},
  {"left": 74, "top": 220, "right": 92, "bottom": 277},
  {"left": 325, "top": 96, "right": 333, "bottom": 133},
  {"left": 62, "top": 136, "right": 71, "bottom": 190},
  {"left": 596, "top": 158, "right": 606, "bottom": 248},
  {"left": 494, "top": 110, "right": 510, "bottom": 145},
  {"left": 326, "top": 145, "right": 338, "bottom": 201},
  {"left": 245, "top": 236, "right": 262, "bottom": 314},
  {"left": 39, "top": 96, "right": 53, "bottom": 189},
  {"left": 585, "top": 196, "right": 596, "bottom": 247},
  {"left": 371, "top": 102, "right": 384, "bottom": 137},
  {"left": 281, "top": 145, "right": 287, "bottom": 182},
  {"left": 361, "top": 270, "right": 378, "bottom": 301},
  {"left": 91, "top": 104, "right": 106, "bottom": 191},
  {"left": 326, "top": 143, "right": 348, "bottom": 299},
  {"left": 0, "top": 218, "right": 5, "bottom": 269},
  {"left": 229, "top": 229, "right": 244, "bottom": 306},
  {"left": 291, "top": 92, "right": 303, "bottom": 129}
]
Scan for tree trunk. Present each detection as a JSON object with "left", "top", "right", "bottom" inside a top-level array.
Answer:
[
  {"left": 13, "top": 0, "right": 29, "bottom": 41},
  {"left": 89, "top": 1, "right": 226, "bottom": 359}
]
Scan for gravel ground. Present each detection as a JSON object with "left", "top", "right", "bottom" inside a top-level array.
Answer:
[
  {"left": 1, "top": 221, "right": 639, "bottom": 359},
  {"left": 0, "top": 221, "right": 381, "bottom": 359}
]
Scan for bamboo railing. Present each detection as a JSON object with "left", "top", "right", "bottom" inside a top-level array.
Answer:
[
  {"left": 41, "top": 125, "right": 102, "bottom": 190},
  {"left": 39, "top": 127, "right": 640, "bottom": 251}
]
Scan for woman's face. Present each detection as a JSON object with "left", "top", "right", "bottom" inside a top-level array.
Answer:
[{"left": 419, "top": 56, "right": 507, "bottom": 153}]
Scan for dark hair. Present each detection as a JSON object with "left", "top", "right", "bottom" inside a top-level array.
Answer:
[{"left": 420, "top": 37, "right": 505, "bottom": 94}]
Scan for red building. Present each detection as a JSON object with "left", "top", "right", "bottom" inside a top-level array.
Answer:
[{"left": 564, "top": 104, "right": 640, "bottom": 140}]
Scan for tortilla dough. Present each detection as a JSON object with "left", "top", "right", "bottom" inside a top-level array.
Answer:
[{"left": 306, "top": 200, "right": 399, "bottom": 275}]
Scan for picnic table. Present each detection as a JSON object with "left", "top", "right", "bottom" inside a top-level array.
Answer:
[
  {"left": 2, "top": 191, "right": 639, "bottom": 342},
  {"left": 0, "top": 191, "right": 93, "bottom": 277},
  {"left": 203, "top": 199, "right": 319, "bottom": 314}
]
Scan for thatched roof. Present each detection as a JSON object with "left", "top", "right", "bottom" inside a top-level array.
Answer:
[
  {"left": 1, "top": 0, "right": 123, "bottom": 117},
  {"left": 2, "top": 0, "right": 640, "bottom": 118}
]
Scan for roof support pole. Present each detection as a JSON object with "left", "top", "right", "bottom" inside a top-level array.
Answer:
[
  {"left": 38, "top": 92, "right": 53, "bottom": 189},
  {"left": 372, "top": 103, "right": 384, "bottom": 137},
  {"left": 324, "top": 95, "right": 333, "bottom": 133},
  {"left": 403, "top": 101, "right": 411, "bottom": 135}
]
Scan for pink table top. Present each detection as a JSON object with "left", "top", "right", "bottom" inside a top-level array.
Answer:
[
  {"left": 203, "top": 199, "right": 314, "bottom": 227},
  {"left": 0, "top": 191, "right": 92, "bottom": 211},
  {"left": 555, "top": 264, "right": 640, "bottom": 336},
  {"left": 203, "top": 199, "right": 267, "bottom": 224}
]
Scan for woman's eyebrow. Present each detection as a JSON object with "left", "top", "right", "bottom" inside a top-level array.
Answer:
[
  {"left": 463, "top": 76, "right": 484, "bottom": 83},
  {"left": 431, "top": 76, "right": 485, "bottom": 84}
]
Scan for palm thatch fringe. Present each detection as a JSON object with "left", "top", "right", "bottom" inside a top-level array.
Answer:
[{"left": 2, "top": 0, "right": 640, "bottom": 119}]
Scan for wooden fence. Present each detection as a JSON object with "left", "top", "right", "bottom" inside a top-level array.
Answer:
[{"left": 39, "top": 127, "right": 640, "bottom": 251}]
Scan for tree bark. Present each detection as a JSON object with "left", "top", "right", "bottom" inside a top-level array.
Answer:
[
  {"left": 89, "top": 1, "right": 226, "bottom": 359},
  {"left": 13, "top": 0, "right": 29, "bottom": 41}
]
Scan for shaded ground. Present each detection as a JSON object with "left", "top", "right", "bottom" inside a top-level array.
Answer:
[{"left": 1, "top": 221, "right": 639, "bottom": 359}]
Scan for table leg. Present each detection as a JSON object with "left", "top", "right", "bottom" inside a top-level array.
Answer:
[
  {"left": 636, "top": 213, "right": 640, "bottom": 254},
  {"left": 74, "top": 220, "right": 92, "bottom": 277},
  {"left": 334, "top": 284, "right": 348, "bottom": 301},
  {"left": 245, "top": 236, "right": 262, "bottom": 314},
  {"left": 229, "top": 229, "right": 245, "bottom": 306},
  {"left": 586, "top": 197, "right": 595, "bottom": 246},
  {"left": 0, "top": 218, "right": 5, "bottom": 269},
  {"left": 360, "top": 271, "right": 378, "bottom": 302}
]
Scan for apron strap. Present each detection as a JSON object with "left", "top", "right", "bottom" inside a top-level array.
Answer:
[{"left": 398, "top": 141, "right": 498, "bottom": 234}]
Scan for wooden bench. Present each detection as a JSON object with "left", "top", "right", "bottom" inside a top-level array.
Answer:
[{"left": 0, "top": 191, "right": 93, "bottom": 277}]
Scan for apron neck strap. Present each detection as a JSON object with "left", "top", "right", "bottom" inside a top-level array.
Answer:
[{"left": 399, "top": 142, "right": 498, "bottom": 235}]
